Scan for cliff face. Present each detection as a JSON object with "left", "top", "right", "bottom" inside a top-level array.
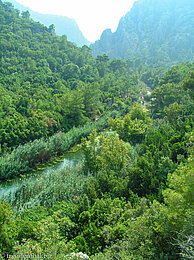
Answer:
[
  {"left": 2, "top": 0, "right": 90, "bottom": 46},
  {"left": 91, "top": 0, "right": 194, "bottom": 65}
]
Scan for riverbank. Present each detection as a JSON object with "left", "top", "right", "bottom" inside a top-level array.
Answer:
[
  {"left": 31, "top": 144, "right": 82, "bottom": 173},
  {"left": 0, "top": 148, "right": 82, "bottom": 201},
  {"left": 0, "top": 111, "right": 119, "bottom": 180}
]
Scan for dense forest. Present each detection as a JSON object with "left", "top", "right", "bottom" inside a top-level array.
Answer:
[
  {"left": 2, "top": 0, "right": 90, "bottom": 46},
  {"left": 0, "top": 1, "right": 143, "bottom": 152},
  {"left": 0, "top": 1, "right": 193, "bottom": 259}
]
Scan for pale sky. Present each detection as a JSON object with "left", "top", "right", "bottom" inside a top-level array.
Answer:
[{"left": 14, "top": 0, "right": 136, "bottom": 42}]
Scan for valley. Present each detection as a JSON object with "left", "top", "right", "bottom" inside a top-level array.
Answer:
[{"left": 0, "top": 0, "right": 193, "bottom": 259}]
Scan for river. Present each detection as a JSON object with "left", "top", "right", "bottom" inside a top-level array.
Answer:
[{"left": 0, "top": 150, "right": 82, "bottom": 199}]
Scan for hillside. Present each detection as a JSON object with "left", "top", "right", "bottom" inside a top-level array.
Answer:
[
  {"left": 91, "top": 0, "right": 194, "bottom": 65},
  {"left": 0, "top": 1, "right": 144, "bottom": 150},
  {"left": 2, "top": 0, "right": 89, "bottom": 46},
  {"left": 0, "top": 0, "right": 193, "bottom": 259}
]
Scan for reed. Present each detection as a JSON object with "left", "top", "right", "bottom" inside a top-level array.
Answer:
[
  {"left": 0, "top": 111, "right": 119, "bottom": 180},
  {"left": 4, "top": 164, "right": 86, "bottom": 210}
]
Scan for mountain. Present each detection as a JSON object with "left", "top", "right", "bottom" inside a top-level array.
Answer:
[
  {"left": 91, "top": 0, "right": 194, "bottom": 65},
  {"left": 2, "top": 0, "right": 90, "bottom": 46},
  {"left": 0, "top": 0, "right": 145, "bottom": 149}
]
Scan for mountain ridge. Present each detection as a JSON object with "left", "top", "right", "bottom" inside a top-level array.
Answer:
[
  {"left": 91, "top": 0, "right": 194, "bottom": 65},
  {"left": 2, "top": 0, "right": 90, "bottom": 46}
]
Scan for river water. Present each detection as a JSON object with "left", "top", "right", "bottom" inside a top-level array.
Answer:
[{"left": 0, "top": 150, "right": 82, "bottom": 199}]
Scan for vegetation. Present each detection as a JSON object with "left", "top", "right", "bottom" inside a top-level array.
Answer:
[
  {"left": 2, "top": 0, "right": 90, "bottom": 46},
  {"left": 0, "top": 1, "right": 193, "bottom": 259},
  {"left": 0, "top": 110, "right": 119, "bottom": 180},
  {"left": 0, "top": 1, "right": 141, "bottom": 152}
]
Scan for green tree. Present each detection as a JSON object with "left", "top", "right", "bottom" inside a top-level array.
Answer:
[
  {"left": 82, "top": 130, "right": 129, "bottom": 174},
  {"left": 151, "top": 83, "right": 186, "bottom": 118},
  {"left": 109, "top": 104, "right": 151, "bottom": 144},
  {"left": 21, "top": 11, "right": 30, "bottom": 20},
  {"left": 0, "top": 201, "right": 18, "bottom": 254},
  {"left": 81, "top": 83, "right": 102, "bottom": 118}
]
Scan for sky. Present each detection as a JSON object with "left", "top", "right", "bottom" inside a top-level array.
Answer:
[{"left": 14, "top": 0, "right": 136, "bottom": 42}]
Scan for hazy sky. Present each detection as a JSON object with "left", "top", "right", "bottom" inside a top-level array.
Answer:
[{"left": 15, "top": 0, "right": 136, "bottom": 42}]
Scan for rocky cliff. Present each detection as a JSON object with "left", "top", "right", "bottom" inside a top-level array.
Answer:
[{"left": 91, "top": 0, "right": 194, "bottom": 65}]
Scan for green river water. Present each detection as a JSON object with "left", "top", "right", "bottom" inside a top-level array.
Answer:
[{"left": 0, "top": 150, "right": 82, "bottom": 199}]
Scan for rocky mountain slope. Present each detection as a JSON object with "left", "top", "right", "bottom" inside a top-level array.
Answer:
[{"left": 91, "top": 0, "right": 194, "bottom": 65}]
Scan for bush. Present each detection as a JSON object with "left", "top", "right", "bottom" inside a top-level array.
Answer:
[{"left": 0, "top": 111, "right": 119, "bottom": 180}]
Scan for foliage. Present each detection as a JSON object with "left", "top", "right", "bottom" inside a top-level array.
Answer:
[
  {"left": 82, "top": 130, "right": 129, "bottom": 175},
  {"left": 0, "top": 111, "right": 118, "bottom": 180},
  {"left": 109, "top": 103, "right": 152, "bottom": 144},
  {"left": 0, "top": 200, "right": 17, "bottom": 254},
  {"left": 0, "top": 2, "right": 193, "bottom": 259},
  {"left": 150, "top": 62, "right": 194, "bottom": 118},
  {"left": 0, "top": 1, "right": 140, "bottom": 151},
  {"left": 4, "top": 164, "right": 86, "bottom": 210}
]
